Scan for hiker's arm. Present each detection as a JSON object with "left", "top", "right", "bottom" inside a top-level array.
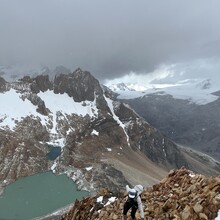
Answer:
[
  {"left": 137, "top": 196, "right": 144, "bottom": 219},
  {"left": 126, "top": 185, "right": 131, "bottom": 192}
]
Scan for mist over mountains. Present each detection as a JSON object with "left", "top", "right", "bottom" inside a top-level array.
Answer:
[
  {"left": 1, "top": 1, "right": 220, "bottom": 81},
  {"left": 0, "top": 65, "right": 71, "bottom": 82},
  {"left": 106, "top": 63, "right": 220, "bottom": 161},
  {"left": 106, "top": 59, "right": 220, "bottom": 105}
]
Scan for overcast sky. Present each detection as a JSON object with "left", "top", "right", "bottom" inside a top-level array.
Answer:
[{"left": 0, "top": 0, "right": 220, "bottom": 81}]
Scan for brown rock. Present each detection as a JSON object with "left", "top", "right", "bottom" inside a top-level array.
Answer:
[
  {"left": 181, "top": 205, "right": 192, "bottom": 220},
  {"left": 193, "top": 203, "right": 203, "bottom": 213},
  {"left": 61, "top": 168, "right": 220, "bottom": 220},
  {"left": 199, "top": 213, "right": 208, "bottom": 220}
]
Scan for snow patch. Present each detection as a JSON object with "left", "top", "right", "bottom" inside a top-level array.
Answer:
[
  {"left": 86, "top": 166, "right": 93, "bottom": 171},
  {"left": 51, "top": 161, "right": 57, "bottom": 173},
  {"left": 0, "top": 89, "right": 47, "bottom": 129},
  {"left": 96, "top": 196, "right": 117, "bottom": 207},
  {"left": 189, "top": 173, "right": 195, "bottom": 178},
  {"left": 104, "top": 197, "right": 117, "bottom": 206},
  {"left": 105, "top": 61, "right": 220, "bottom": 105},
  {"left": 71, "top": 170, "right": 83, "bottom": 181},
  {"left": 47, "top": 138, "right": 65, "bottom": 148},
  {"left": 215, "top": 209, "right": 220, "bottom": 220},
  {"left": 96, "top": 196, "right": 103, "bottom": 203},
  {"left": 104, "top": 96, "right": 130, "bottom": 147},
  {"left": 91, "top": 129, "right": 99, "bottom": 136},
  {"left": 38, "top": 90, "right": 99, "bottom": 119},
  {"left": 0, "top": 89, "right": 100, "bottom": 131}
]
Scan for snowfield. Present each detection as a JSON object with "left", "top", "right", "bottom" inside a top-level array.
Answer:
[
  {"left": 105, "top": 59, "right": 220, "bottom": 105},
  {"left": 0, "top": 89, "right": 99, "bottom": 130}
]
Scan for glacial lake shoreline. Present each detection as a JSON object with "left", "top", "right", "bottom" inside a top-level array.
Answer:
[{"left": 0, "top": 171, "right": 89, "bottom": 220}]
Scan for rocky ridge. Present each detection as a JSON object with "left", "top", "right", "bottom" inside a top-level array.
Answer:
[{"left": 62, "top": 167, "right": 220, "bottom": 220}]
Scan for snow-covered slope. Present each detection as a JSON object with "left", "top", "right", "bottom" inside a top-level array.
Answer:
[
  {"left": 0, "top": 89, "right": 98, "bottom": 130},
  {"left": 107, "top": 79, "right": 219, "bottom": 105}
]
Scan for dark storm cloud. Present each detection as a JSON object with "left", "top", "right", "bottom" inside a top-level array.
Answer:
[{"left": 0, "top": 0, "right": 220, "bottom": 80}]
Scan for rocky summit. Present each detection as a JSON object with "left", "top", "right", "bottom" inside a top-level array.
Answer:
[{"left": 62, "top": 167, "right": 220, "bottom": 220}]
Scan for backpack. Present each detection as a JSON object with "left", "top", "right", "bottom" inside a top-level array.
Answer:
[{"left": 127, "top": 189, "right": 138, "bottom": 205}]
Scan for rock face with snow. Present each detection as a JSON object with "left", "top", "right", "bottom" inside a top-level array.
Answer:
[
  {"left": 0, "top": 77, "right": 6, "bottom": 92},
  {"left": 107, "top": 74, "right": 220, "bottom": 162},
  {"left": 53, "top": 69, "right": 108, "bottom": 112},
  {"left": 62, "top": 167, "right": 220, "bottom": 220},
  {"left": 122, "top": 93, "right": 220, "bottom": 161},
  {"left": 0, "top": 69, "right": 219, "bottom": 195},
  {"left": 30, "top": 75, "right": 53, "bottom": 93}
]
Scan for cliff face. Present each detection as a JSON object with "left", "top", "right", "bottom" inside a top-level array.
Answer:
[
  {"left": 123, "top": 93, "right": 220, "bottom": 161},
  {"left": 62, "top": 167, "right": 220, "bottom": 220}
]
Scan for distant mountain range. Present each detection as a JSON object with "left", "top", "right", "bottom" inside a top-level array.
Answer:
[
  {"left": 0, "top": 64, "right": 71, "bottom": 82},
  {"left": 107, "top": 77, "right": 219, "bottom": 105},
  {"left": 106, "top": 71, "right": 220, "bottom": 162}
]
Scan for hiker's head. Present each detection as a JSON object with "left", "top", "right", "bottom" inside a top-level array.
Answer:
[
  {"left": 134, "top": 185, "right": 144, "bottom": 194},
  {"left": 128, "top": 188, "right": 137, "bottom": 198}
]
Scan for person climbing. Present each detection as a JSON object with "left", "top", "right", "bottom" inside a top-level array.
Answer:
[{"left": 123, "top": 184, "right": 145, "bottom": 220}]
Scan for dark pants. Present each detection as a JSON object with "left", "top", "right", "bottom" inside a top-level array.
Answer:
[{"left": 123, "top": 200, "right": 138, "bottom": 219}]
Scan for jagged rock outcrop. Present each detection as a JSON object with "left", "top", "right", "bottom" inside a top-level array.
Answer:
[
  {"left": 0, "top": 76, "right": 6, "bottom": 92},
  {"left": 30, "top": 75, "right": 53, "bottom": 93},
  {"left": 53, "top": 68, "right": 109, "bottom": 113},
  {"left": 0, "top": 127, "right": 48, "bottom": 183},
  {"left": 54, "top": 68, "right": 99, "bottom": 101},
  {"left": 62, "top": 167, "right": 220, "bottom": 220},
  {"left": 25, "top": 93, "right": 49, "bottom": 115}
]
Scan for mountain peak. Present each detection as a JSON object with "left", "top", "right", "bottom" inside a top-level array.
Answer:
[{"left": 54, "top": 69, "right": 102, "bottom": 102}]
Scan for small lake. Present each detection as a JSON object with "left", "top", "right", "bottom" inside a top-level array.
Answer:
[
  {"left": 0, "top": 172, "right": 88, "bottom": 220},
  {"left": 47, "top": 145, "right": 62, "bottom": 160}
]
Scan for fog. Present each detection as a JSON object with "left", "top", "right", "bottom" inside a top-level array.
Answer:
[{"left": 1, "top": 0, "right": 220, "bottom": 81}]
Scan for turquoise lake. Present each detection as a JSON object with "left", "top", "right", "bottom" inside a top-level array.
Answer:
[{"left": 0, "top": 172, "right": 88, "bottom": 220}]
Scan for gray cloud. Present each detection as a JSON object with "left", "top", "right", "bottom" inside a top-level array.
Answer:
[{"left": 0, "top": 0, "right": 220, "bottom": 81}]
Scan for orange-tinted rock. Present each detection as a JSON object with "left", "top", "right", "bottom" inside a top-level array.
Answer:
[{"left": 62, "top": 167, "right": 220, "bottom": 220}]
